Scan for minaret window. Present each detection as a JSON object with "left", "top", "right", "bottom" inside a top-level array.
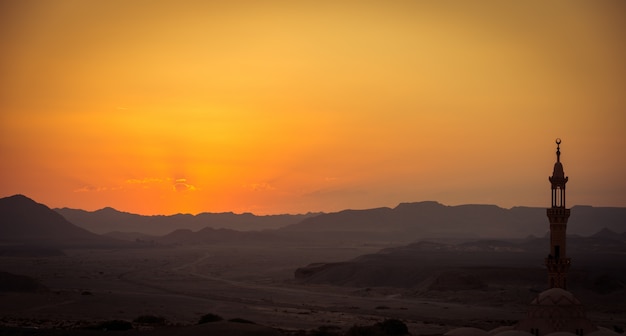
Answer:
[{"left": 553, "top": 186, "right": 565, "bottom": 208}]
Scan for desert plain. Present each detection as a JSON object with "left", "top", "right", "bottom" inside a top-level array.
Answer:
[{"left": 1, "top": 240, "right": 624, "bottom": 335}]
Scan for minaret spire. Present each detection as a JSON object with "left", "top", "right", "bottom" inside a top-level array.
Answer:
[{"left": 545, "top": 138, "right": 571, "bottom": 289}]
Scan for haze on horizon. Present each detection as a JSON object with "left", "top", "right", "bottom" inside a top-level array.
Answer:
[{"left": 1, "top": 1, "right": 625, "bottom": 216}]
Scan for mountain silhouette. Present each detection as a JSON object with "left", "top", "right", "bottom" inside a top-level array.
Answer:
[
  {"left": 281, "top": 201, "right": 626, "bottom": 240},
  {"left": 0, "top": 195, "right": 122, "bottom": 248},
  {"left": 590, "top": 227, "right": 626, "bottom": 242},
  {"left": 56, "top": 207, "right": 319, "bottom": 236},
  {"left": 7, "top": 195, "right": 626, "bottom": 245}
]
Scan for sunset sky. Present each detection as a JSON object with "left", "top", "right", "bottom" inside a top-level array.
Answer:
[{"left": 1, "top": 1, "right": 625, "bottom": 215}]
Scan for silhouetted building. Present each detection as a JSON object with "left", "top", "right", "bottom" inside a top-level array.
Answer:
[
  {"left": 545, "top": 138, "right": 571, "bottom": 289},
  {"left": 516, "top": 139, "right": 597, "bottom": 335}
]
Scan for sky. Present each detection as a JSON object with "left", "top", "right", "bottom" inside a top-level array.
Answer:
[{"left": 1, "top": 1, "right": 625, "bottom": 215}]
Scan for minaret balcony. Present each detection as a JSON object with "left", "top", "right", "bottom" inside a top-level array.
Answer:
[{"left": 546, "top": 208, "right": 571, "bottom": 216}]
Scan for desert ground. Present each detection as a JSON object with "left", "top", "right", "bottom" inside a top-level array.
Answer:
[{"left": 1, "top": 242, "right": 624, "bottom": 335}]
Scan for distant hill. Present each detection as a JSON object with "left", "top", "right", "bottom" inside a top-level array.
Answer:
[
  {"left": 295, "top": 228, "right": 626, "bottom": 295},
  {"left": 55, "top": 207, "right": 320, "bottom": 235},
  {"left": 0, "top": 195, "right": 123, "bottom": 248},
  {"left": 156, "top": 227, "right": 282, "bottom": 245},
  {"left": 590, "top": 227, "right": 626, "bottom": 242},
  {"left": 281, "top": 201, "right": 626, "bottom": 240}
]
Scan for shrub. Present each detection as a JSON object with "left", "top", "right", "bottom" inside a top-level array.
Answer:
[
  {"left": 345, "top": 325, "right": 385, "bottom": 336},
  {"left": 198, "top": 313, "right": 223, "bottom": 324},
  {"left": 376, "top": 319, "right": 409, "bottom": 335}
]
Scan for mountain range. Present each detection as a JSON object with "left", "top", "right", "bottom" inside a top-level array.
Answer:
[
  {"left": 53, "top": 200, "right": 626, "bottom": 242},
  {"left": 2, "top": 195, "right": 626, "bottom": 247},
  {"left": 55, "top": 207, "right": 318, "bottom": 235},
  {"left": 280, "top": 201, "right": 626, "bottom": 239}
]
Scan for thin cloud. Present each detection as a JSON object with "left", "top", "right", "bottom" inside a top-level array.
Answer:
[
  {"left": 73, "top": 185, "right": 108, "bottom": 192},
  {"left": 173, "top": 178, "right": 197, "bottom": 192},
  {"left": 81, "top": 177, "right": 198, "bottom": 192},
  {"left": 125, "top": 178, "right": 166, "bottom": 184}
]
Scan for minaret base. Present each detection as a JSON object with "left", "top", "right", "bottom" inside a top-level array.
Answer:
[{"left": 516, "top": 288, "right": 597, "bottom": 336}]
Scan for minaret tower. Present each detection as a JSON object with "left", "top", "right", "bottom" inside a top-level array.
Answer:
[{"left": 545, "top": 138, "right": 571, "bottom": 289}]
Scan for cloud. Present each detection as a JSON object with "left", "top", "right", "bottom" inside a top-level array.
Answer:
[
  {"left": 82, "top": 177, "right": 200, "bottom": 192},
  {"left": 73, "top": 185, "right": 108, "bottom": 192},
  {"left": 173, "top": 178, "right": 197, "bottom": 192},
  {"left": 125, "top": 178, "right": 165, "bottom": 184}
]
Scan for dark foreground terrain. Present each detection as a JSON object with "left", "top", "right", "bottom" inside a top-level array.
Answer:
[{"left": 1, "top": 239, "right": 625, "bottom": 335}]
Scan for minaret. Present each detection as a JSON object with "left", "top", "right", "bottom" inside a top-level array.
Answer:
[{"left": 545, "top": 138, "right": 571, "bottom": 289}]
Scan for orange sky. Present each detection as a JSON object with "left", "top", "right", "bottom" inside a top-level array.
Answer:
[{"left": 1, "top": 1, "right": 625, "bottom": 215}]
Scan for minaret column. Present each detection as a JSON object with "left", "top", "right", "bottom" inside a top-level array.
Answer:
[{"left": 545, "top": 138, "right": 571, "bottom": 289}]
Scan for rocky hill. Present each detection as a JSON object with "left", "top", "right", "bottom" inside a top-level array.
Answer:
[
  {"left": 0, "top": 195, "right": 124, "bottom": 248},
  {"left": 295, "top": 229, "right": 626, "bottom": 296}
]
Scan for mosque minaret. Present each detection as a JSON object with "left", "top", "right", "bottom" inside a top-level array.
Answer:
[
  {"left": 515, "top": 139, "right": 597, "bottom": 335},
  {"left": 545, "top": 138, "right": 571, "bottom": 289}
]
